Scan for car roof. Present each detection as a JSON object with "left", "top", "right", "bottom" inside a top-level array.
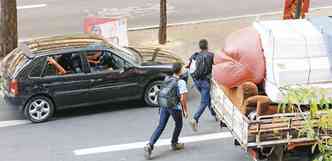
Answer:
[{"left": 19, "top": 34, "right": 112, "bottom": 58}]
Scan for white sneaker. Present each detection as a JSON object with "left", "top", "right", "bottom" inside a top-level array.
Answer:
[{"left": 190, "top": 119, "right": 198, "bottom": 132}]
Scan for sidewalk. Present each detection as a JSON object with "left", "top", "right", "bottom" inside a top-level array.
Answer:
[{"left": 128, "top": 7, "right": 332, "bottom": 62}]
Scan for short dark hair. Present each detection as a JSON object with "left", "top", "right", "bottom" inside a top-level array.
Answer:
[
  {"left": 173, "top": 62, "right": 183, "bottom": 74},
  {"left": 199, "top": 39, "right": 208, "bottom": 50}
]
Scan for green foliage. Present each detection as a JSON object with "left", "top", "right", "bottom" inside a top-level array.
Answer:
[
  {"left": 0, "top": 77, "right": 3, "bottom": 91},
  {"left": 313, "top": 139, "right": 332, "bottom": 161},
  {"left": 280, "top": 86, "right": 332, "bottom": 161}
]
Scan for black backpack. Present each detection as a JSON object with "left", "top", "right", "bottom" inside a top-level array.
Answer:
[
  {"left": 190, "top": 52, "right": 213, "bottom": 80},
  {"left": 158, "top": 76, "right": 179, "bottom": 108}
]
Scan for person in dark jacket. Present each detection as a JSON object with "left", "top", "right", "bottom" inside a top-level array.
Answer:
[{"left": 187, "top": 39, "right": 217, "bottom": 132}]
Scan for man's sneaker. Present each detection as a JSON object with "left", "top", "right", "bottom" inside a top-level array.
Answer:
[
  {"left": 171, "top": 143, "right": 184, "bottom": 151},
  {"left": 144, "top": 144, "right": 153, "bottom": 160},
  {"left": 214, "top": 115, "right": 218, "bottom": 122},
  {"left": 190, "top": 119, "right": 198, "bottom": 132}
]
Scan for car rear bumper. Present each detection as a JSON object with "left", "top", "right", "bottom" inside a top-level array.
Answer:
[{"left": 3, "top": 90, "right": 27, "bottom": 111}]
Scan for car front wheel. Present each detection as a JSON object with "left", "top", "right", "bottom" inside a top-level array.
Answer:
[
  {"left": 24, "top": 96, "right": 55, "bottom": 123},
  {"left": 144, "top": 81, "right": 163, "bottom": 107}
]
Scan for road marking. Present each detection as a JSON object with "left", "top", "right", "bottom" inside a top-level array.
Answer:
[
  {"left": 0, "top": 120, "right": 31, "bottom": 128},
  {"left": 74, "top": 132, "right": 232, "bottom": 156},
  {"left": 0, "top": 91, "right": 4, "bottom": 98},
  {"left": 17, "top": 4, "right": 47, "bottom": 10}
]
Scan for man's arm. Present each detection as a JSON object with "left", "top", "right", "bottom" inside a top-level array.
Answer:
[
  {"left": 180, "top": 93, "right": 188, "bottom": 114},
  {"left": 88, "top": 59, "right": 100, "bottom": 65},
  {"left": 211, "top": 52, "right": 215, "bottom": 65},
  {"left": 185, "top": 59, "right": 192, "bottom": 69},
  {"left": 48, "top": 58, "right": 66, "bottom": 75},
  {"left": 186, "top": 53, "right": 196, "bottom": 68},
  {"left": 178, "top": 79, "right": 189, "bottom": 117},
  {"left": 87, "top": 52, "right": 102, "bottom": 60}
]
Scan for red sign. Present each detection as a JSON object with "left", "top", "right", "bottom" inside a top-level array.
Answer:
[
  {"left": 84, "top": 16, "right": 128, "bottom": 46},
  {"left": 283, "top": 0, "right": 310, "bottom": 19}
]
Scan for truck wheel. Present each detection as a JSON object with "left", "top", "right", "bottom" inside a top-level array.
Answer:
[
  {"left": 220, "top": 120, "right": 226, "bottom": 128},
  {"left": 269, "top": 145, "right": 285, "bottom": 161},
  {"left": 234, "top": 139, "right": 240, "bottom": 146}
]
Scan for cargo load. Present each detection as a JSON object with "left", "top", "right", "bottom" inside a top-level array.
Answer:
[
  {"left": 309, "top": 16, "right": 332, "bottom": 68},
  {"left": 254, "top": 19, "right": 332, "bottom": 102},
  {"left": 212, "top": 27, "right": 265, "bottom": 88},
  {"left": 210, "top": 18, "right": 332, "bottom": 161}
]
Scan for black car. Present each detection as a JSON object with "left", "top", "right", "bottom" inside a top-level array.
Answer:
[{"left": 1, "top": 34, "right": 183, "bottom": 123}]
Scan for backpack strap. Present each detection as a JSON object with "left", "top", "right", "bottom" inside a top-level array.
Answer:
[{"left": 192, "top": 52, "right": 199, "bottom": 60}]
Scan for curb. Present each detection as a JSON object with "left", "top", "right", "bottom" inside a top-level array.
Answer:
[
  {"left": 128, "top": 5, "right": 332, "bottom": 31},
  {"left": 19, "top": 6, "right": 332, "bottom": 42},
  {"left": 0, "top": 120, "right": 31, "bottom": 128},
  {"left": 19, "top": 5, "right": 332, "bottom": 41}
]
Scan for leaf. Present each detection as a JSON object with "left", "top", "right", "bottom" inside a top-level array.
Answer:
[{"left": 311, "top": 99, "right": 319, "bottom": 117}]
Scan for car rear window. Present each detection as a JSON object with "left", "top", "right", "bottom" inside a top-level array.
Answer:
[{"left": 2, "top": 48, "right": 30, "bottom": 78}]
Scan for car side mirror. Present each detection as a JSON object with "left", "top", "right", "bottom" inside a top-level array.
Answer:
[
  {"left": 124, "top": 64, "right": 134, "bottom": 71},
  {"left": 119, "top": 68, "right": 125, "bottom": 73}
]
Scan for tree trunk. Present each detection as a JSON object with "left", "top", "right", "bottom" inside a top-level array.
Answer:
[
  {"left": 0, "top": 0, "right": 18, "bottom": 57},
  {"left": 159, "top": 0, "right": 167, "bottom": 44},
  {"left": 295, "top": 0, "right": 303, "bottom": 19}
]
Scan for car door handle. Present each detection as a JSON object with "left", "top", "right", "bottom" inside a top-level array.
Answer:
[{"left": 90, "top": 78, "right": 103, "bottom": 83}]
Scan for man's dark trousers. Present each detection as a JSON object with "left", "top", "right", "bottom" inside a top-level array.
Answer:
[
  {"left": 149, "top": 107, "right": 183, "bottom": 145},
  {"left": 193, "top": 79, "right": 216, "bottom": 123}
]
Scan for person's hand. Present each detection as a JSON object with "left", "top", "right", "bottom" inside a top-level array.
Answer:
[
  {"left": 88, "top": 59, "right": 100, "bottom": 65},
  {"left": 183, "top": 111, "right": 189, "bottom": 119},
  {"left": 48, "top": 57, "right": 56, "bottom": 65}
]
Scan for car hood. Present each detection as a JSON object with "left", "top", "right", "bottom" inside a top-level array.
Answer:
[{"left": 128, "top": 47, "right": 184, "bottom": 66}]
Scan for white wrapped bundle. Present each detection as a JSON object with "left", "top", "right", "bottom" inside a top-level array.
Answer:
[
  {"left": 254, "top": 19, "right": 332, "bottom": 102},
  {"left": 254, "top": 20, "right": 327, "bottom": 60}
]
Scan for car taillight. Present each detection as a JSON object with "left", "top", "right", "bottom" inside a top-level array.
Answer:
[{"left": 10, "top": 80, "right": 19, "bottom": 96}]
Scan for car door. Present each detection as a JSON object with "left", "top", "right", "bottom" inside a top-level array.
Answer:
[
  {"left": 39, "top": 52, "right": 91, "bottom": 109},
  {"left": 85, "top": 50, "right": 142, "bottom": 104}
]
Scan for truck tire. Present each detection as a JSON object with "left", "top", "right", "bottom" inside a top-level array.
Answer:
[{"left": 269, "top": 145, "right": 285, "bottom": 161}]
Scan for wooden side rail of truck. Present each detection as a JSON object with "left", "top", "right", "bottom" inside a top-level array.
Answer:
[{"left": 210, "top": 80, "right": 330, "bottom": 161}]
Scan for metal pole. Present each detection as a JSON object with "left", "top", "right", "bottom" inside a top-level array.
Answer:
[{"left": 295, "top": 0, "right": 303, "bottom": 19}]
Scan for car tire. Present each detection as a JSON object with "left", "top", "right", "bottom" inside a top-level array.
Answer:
[
  {"left": 24, "top": 96, "right": 55, "bottom": 123},
  {"left": 144, "top": 81, "right": 163, "bottom": 107}
]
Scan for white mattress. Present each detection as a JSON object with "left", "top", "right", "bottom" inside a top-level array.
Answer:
[
  {"left": 254, "top": 20, "right": 327, "bottom": 60},
  {"left": 254, "top": 19, "right": 332, "bottom": 102},
  {"left": 265, "top": 57, "right": 332, "bottom": 86}
]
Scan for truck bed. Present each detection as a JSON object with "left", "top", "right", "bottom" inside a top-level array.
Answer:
[{"left": 210, "top": 80, "right": 329, "bottom": 150}]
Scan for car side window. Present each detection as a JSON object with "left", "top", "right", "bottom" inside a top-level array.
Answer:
[
  {"left": 43, "top": 53, "right": 84, "bottom": 77},
  {"left": 111, "top": 54, "right": 127, "bottom": 70},
  {"left": 86, "top": 50, "right": 130, "bottom": 73},
  {"left": 29, "top": 57, "right": 46, "bottom": 78}
]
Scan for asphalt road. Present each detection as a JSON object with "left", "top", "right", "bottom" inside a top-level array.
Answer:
[
  {"left": 0, "top": 86, "right": 250, "bottom": 161},
  {"left": 17, "top": 0, "right": 332, "bottom": 39},
  {"left": 0, "top": 1, "right": 329, "bottom": 160},
  {"left": 0, "top": 87, "right": 314, "bottom": 161}
]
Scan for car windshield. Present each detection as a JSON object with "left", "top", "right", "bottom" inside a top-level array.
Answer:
[{"left": 111, "top": 45, "right": 141, "bottom": 65}]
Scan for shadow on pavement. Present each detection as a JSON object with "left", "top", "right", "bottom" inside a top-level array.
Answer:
[
  {"left": 54, "top": 100, "right": 149, "bottom": 119},
  {"left": 0, "top": 101, "right": 26, "bottom": 121}
]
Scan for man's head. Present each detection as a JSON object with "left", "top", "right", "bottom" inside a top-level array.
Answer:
[
  {"left": 173, "top": 62, "right": 183, "bottom": 75},
  {"left": 199, "top": 39, "right": 208, "bottom": 50}
]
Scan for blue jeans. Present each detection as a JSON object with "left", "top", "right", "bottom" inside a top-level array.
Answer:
[
  {"left": 149, "top": 107, "right": 183, "bottom": 145},
  {"left": 193, "top": 79, "right": 216, "bottom": 123}
]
